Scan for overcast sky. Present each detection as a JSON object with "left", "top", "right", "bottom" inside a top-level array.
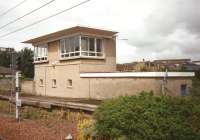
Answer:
[{"left": 0, "top": 0, "right": 199, "bottom": 63}]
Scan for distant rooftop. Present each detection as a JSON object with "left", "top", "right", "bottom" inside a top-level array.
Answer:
[
  {"left": 23, "top": 26, "right": 118, "bottom": 44},
  {"left": 0, "top": 47, "right": 14, "bottom": 52},
  {"left": 154, "top": 59, "right": 191, "bottom": 62}
]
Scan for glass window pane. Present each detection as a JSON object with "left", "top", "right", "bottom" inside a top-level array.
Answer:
[
  {"left": 81, "top": 37, "right": 88, "bottom": 51},
  {"left": 97, "top": 39, "right": 102, "bottom": 52},
  {"left": 89, "top": 38, "right": 95, "bottom": 51},
  {"left": 74, "top": 36, "right": 79, "bottom": 51},
  {"left": 38, "top": 47, "right": 41, "bottom": 57},
  {"left": 34, "top": 47, "right": 38, "bottom": 57},
  {"left": 41, "top": 47, "right": 45, "bottom": 57},
  {"left": 44, "top": 46, "right": 47, "bottom": 56},
  {"left": 69, "top": 37, "right": 75, "bottom": 52},
  {"left": 65, "top": 38, "right": 70, "bottom": 53},
  {"left": 60, "top": 39, "right": 65, "bottom": 53},
  {"left": 89, "top": 52, "right": 95, "bottom": 56},
  {"left": 81, "top": 52, "right": 88, "bottom": 56}
]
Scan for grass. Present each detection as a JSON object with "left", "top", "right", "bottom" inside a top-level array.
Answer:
[{"left": 0, "top": 99, "right": 89, "bottom": 121}]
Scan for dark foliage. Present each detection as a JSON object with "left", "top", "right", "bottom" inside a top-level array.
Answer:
[
  {"left": 0, "top": 48, "right": 34, "bottom": 78},
  {"left": 16, "top": 48, "right": 34, "bottom": 78},
  {"left": 94, "top": 92, "right": 200, "bottom": 140},
  {"left": 190, "top": 71, "right": 200, "bottom": 98},
  {"left": 0, "top": 51, "right": 11, "bottom": 67}
]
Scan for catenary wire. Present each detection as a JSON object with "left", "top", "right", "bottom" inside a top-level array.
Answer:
[
  {"left": 0, "top": 0, "right": 91, "bottom": 39},
  {"left": 0, "top": 0, "right": 28, "bottom": 17},
  {"left": 0, "top": 0, "right": 56, "bottom": 30}
]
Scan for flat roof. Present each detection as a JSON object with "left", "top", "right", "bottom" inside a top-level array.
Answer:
[
  {"left": 23, "top": 26, "right": 118, "bottom": 44},
  {"left": 80, "top": 72, "right": 195, "bottom": 78}
]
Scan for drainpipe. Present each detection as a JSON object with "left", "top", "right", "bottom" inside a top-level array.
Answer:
[
  {"left": 45, "top": 66, "right": 47, "bottom": 96},
  {"left": 89, "top": 79, "right": 91, "bottom": 98}
]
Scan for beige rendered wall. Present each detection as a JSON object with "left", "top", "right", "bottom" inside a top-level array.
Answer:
[
  {"left": 78, "top": 77, "right": 192, "bottom": 99},
  {"left": 79, "top": 38, "right": 116, "bottom": 72},
  {"left": 46, "top": 38, "right": 116, "bottom": 73},
  {"left": 33, "top": 37, "right": 117, "bottom": 97},
  {"left": 21, "top": 80, "right": 35, "bottom": 95}
]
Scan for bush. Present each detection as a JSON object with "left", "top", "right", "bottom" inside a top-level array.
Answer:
[
  {"left": 190, "top": 71, "right": 200, "bottom": 98},
  {"left": 93, "top": 92, "right": 200, "bottom": 140}
]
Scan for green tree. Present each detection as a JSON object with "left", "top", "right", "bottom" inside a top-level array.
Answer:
[
  {"left": 93, "top": 92, "right": 200, "bottom": 140},
  {"left": 0, "top": 51, "right": 11, "bottom": 67},
  {"left": 17, "top": 48, "right": 34, "bottom": 78},
  {"left": 190, "top": 71, "right": 200, "bottom": 98}
]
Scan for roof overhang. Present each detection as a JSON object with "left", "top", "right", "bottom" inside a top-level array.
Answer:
[{"left": 22, "top": 26, "right": 118, "bottom": 44}]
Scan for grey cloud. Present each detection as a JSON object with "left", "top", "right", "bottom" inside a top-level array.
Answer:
[{"left": 123, "top": 0, "right": 200, "bottom": 62}]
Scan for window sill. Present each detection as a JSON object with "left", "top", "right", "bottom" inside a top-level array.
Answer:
[
  {"left": 67, "top": 86, "right": 73, "bottom": 89},
  {"left": 52, "top": 86, "right": 57, "bottom": 88},
  {"left": 33, "top": 60, "right": 49, "bottom": 64},
  {"left": 60, "top": 56, "right": 105, "bottom": 61}
]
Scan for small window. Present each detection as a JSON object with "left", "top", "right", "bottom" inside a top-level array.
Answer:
[
  {"left": 39, "top": 79, "right": 44, "bottom": 86},
  {"left": 67, "top": 79, "right": 72, "bottom": 88},
  {"left": 180, "top": 84, "right": 187, "bottom": 96},
  {"left": 52, "top": 79, "right": 57, "bottom": 88}
]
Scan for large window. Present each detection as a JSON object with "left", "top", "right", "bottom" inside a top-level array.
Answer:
[
  {"left": 60, "top": 36, "right": 103, "bottom": 59},
  {"left": 34, "top": 44, "right": 48, "bottom": 62},
  {"left": 60, "top": 36, "right": 80, "bottom": 58}
]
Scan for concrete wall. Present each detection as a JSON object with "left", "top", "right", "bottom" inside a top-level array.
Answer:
[
  {"left": 34, "top": 64, "right": 86, "bottom": 98},
  {"left": 21, "top": 80, "right": 35, "bottom": 95},
  {"left": 33, "top": 66, "right": 193, "bottom": 99},
  {"left": 0, "top": 78, "right": 12, "bottom": 91},
  {"left": 79, "top": 77, "right": 192, "bottom": 99}
]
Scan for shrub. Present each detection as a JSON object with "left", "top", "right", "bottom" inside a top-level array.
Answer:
[
  {"left": 93, "top": 92, "right": 200, "bottom": 140},
  {"left": 190, "top": 71, "right": 200, "bottom": 98}
]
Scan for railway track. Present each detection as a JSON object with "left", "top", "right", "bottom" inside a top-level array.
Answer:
[{"left": 0, "top": 94, "right": 98, "bottom": 112}]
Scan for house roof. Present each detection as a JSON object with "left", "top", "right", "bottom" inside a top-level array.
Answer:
[
  {"left": 23, "top": 26, "right": 118, "bottom": 44},
  {"left": 154, "top": 59, "right": 191, "bottom": 63},
  {"left": 0, "top": 66, "right": 12, "bottom": 75}
]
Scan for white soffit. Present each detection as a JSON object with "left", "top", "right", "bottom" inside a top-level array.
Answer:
[{"left": 80, "top": 72, "right": 195, "bottom": 78}]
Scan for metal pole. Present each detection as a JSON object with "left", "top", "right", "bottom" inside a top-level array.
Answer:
[{"left": 15, "top": 71, "right": 21, "bottom": 120}]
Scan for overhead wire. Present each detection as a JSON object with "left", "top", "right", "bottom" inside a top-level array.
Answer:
[
  {"left": 0, "top": 0, "right": 56, "bottom": 30},
  {"left": 0, "top": 0, "right": 28, "bottom": 17},
  {"left": 0, "top": 0, "right": 91, "bottom": 39}
]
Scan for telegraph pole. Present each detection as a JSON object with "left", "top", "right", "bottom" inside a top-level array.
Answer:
[{"left": 15, "top": 71, "right": 21, "bottom": 120}]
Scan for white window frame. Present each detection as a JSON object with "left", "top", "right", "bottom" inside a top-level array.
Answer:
[
  {"left": 34, "top": 44, "right": 48, "bottom": 62},
  {"left": 60, "top": 36, "right": 80, "bottom": 59},
  {"left": 59, "top": 35, "right": 104, "bottom": 60}
]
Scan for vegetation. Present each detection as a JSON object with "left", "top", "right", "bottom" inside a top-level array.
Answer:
[
  {"left": 0, "top": 100, "right": 91, "bottom": 139},
  {"left": 190, "top": 71, "right": 200, "bottom": 98},
  {"left": 0, "top": 51, "right": 12, "bottom": 67},
  {"left": 16, "top": 48, "right": 34, "bottom": 78},
  {"left": 93, "top": 92, "right": 200, "bottom": 140},
  {"left": 0, "top": 47, "right": 34, "bottom": 78}
]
